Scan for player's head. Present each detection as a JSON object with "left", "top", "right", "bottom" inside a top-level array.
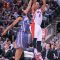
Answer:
[
  {"left": 32, "top": 2, "right": 40, "bottom": 10},
  {"left": 35, "top": 2, "right": 40, "bottom": 9}
]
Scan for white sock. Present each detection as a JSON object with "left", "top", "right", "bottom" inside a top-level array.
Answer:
[{"left": 34, "top": 48, "right": 38, "bottom": 55}]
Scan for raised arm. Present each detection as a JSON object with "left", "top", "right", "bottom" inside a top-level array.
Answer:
[
  {"left": 1, "top": 17, "right": 22, "bottom": 36},
  {"left": 41, "top": 0, "right": 46, "bottom": 13},
  {"left": 22, "top": 0, "right": 32, "bottom": 14},
  {"left": 33, "top": 0, "right": 37, "bottom": 4}
]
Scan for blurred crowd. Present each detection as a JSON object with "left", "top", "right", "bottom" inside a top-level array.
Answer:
[
  {"left": 0, "top": 34, "right": 60, "bottom": 60},
  {"left": 0, "top": 37, "right": 16, "bottom": 60},
  {"left": 41, "top": 33, "right": 60, "bottom": 60},
  {"left": 0, "top": 0, "right": 60, "bottom": 60}
]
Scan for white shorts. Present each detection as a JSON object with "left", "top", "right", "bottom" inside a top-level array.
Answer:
[{"left": 34, "top": 23, "right": 42, "bottom": 41}]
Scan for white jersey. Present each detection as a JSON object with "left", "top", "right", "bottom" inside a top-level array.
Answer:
[{"left": 33, "top": 9, "right": 42, "bottom": 26}]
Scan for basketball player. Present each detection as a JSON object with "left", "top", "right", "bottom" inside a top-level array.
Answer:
[
  {"left": 31, "top": 0, "right": 46, "bottom": 55},
  {"left": 1, "top": 0, "right": 32, "bottom": 60}
]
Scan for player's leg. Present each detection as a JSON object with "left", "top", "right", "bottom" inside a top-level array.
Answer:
[
  {"left": 37, "top": 26, "right": 42, "bottom": 52},
  {"left": 36, "top": 26, "right": 43, "bottom": 60},
  {"left": 33, "top": 24, "right": 40, "bottom": 55},
  {"left": 15, "top": 48, "right": 23, "bottom": 60},
  {"left": 15, "top": 31, "right": 24, "bottom": 60}
]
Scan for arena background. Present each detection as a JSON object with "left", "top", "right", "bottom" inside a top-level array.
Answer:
[{"left": 0, "top": 0, "right": 60, "bottom": 60}]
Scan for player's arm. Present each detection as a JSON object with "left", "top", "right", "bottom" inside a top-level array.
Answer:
[
  {"left": 6, "top": 17, "right": 22, "bottom": 30},
  {"left": 41, "top": 0, "right": 46, "bottom": 13},
  {"left": 32, "top": 3, "right": 35, "bottom": 14},
  {"left": 33, "top": 0, "right": 37, "bottom": 4},
  {"left": 1, "top": 17, "right": 22, "bottom": 36},
  {"left": 22, "top": 0, "right": 32, "bottom": 14}
]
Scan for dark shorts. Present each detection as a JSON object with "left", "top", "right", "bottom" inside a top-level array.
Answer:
[{"left": 16, "top": 31, "right": 32, "bottom": 49}]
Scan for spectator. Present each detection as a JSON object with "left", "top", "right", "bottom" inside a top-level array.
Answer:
[
  {"left": 0, "top": 37, "right": 3, "bottom": 56},
  {"left": 13, "top": 11, "right": 19, "bottom": 18},
  {"left": 2, "top": 42, "right": 13, "bottom": 60},
  {"left": 6, "top": 38, "right": 14, "bottom": 50},
  {"left": 42, "top": 43, "right": 54, "bottom": 60},
  {"left": 0, "top": 1, "right": 3, "bottom": 9}
]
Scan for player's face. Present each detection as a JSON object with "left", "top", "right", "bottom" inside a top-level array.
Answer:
[{"left": 35, "top": 2, "right": 40, "bottom": 9}]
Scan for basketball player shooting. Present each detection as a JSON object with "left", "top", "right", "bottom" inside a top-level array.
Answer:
[{"left": 31, "top": 0, "right": 46, "bottom": 57}]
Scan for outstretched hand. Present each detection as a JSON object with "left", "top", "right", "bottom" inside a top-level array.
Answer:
[{"left": 1, "top": 29, "right": 7, "bottom": 36}]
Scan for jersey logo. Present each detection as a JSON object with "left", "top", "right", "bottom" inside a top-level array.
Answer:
[{"left": 37, "top": 11, "right": 40, "bottom": 13}]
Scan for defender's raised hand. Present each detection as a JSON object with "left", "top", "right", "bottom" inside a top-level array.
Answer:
[{"left": 1, "top": 29, "right": 7, "bottom": 36}]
